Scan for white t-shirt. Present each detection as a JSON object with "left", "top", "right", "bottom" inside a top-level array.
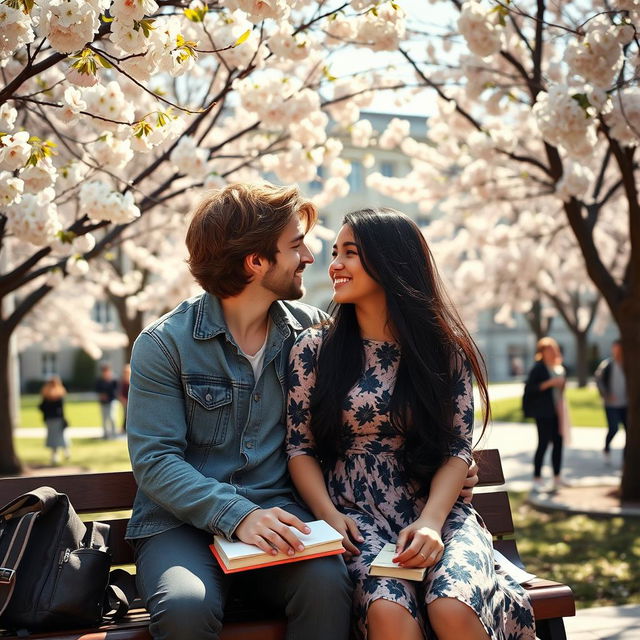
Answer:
[{"left": 242, "top": 329, "right": 269, "bottom": 381}]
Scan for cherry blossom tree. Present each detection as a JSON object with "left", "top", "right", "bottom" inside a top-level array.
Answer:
[
  {"left": 0, "top": 0, "right": 411, "bottom": 474},
  {"left": 367, "top": 0, "right": 639, "bottom": 499},
  {"left": 423, "top": 205, "right": 622, "bottom": 386}
]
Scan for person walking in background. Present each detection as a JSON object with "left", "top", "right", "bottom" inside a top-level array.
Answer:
[
  {"left": 523, "top": 337, "right": 570, "bottom": 493},
  {"left": 119, "top": 363, "right": 131, "bottom": 434},
  {"left": 38, "top": 375, "right": 70, "bottom": 465},
  {"left": 96, "top": 363, "right": 118, "bottom": 439},
  {"left": 595, "top": 339, "right": 627, "bottom": 463}
]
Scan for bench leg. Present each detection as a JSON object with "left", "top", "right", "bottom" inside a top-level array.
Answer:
[{"left": 536, "top": 617, "right": 567, "bottom": 640}]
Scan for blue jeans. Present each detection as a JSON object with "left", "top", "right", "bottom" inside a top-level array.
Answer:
[
  {"left": 134, "top": 504, "right": 352, "bottom": 640},
  {"left": 100, "top": 400, "right": 117, "bottom": 439},
  {"left": 604, "top": 406, "right": 627, "bottom": 452}
]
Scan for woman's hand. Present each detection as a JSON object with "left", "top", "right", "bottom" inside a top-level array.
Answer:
[
  {"left": 393, "top": 517, "right": 444, "bottom": 568},
  {"left": 320, "top": 508, "right": 363, "bottom": 557}
]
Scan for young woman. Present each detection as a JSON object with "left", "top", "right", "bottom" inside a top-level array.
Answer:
[
  {"left": 286, "top": 209, "right": 535, "bottom": 640},
  {"left": 523, "top": 337, "right": 570, "bottom": 492},
  {"left": 39, "top": 375, "right": 70, "bottom": 465}
]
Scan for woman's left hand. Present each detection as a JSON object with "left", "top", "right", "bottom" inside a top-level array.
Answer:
[{"left": 393, "top": 518, "right": 444, "bottom": 568}]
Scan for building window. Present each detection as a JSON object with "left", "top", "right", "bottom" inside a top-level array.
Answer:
[
  {"left": 42, "top": 352, "right": 57, "bottom": 378},
  {"left": 348, "top": 161, "right": 363, "bottom": 192},
  {"left": 380, "top": 161, "right": 394, "bottom": 177},
  {"left": 93, "top": 300, "right": 113, "bottom": 325}
]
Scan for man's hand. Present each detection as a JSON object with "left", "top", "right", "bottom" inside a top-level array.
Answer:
[
  {"left": 320, "top": 508, "right": 363, "bottom": 557},
  {"left": 460, "top": 459, "right": 479, "bottom": 503},
  {"left": 235, "top": 507, "right": 310, "bottom": 556}
]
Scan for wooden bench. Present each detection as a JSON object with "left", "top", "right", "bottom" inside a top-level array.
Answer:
[{"left": 0, "top": 449, "right": 574, "bottom": 640}]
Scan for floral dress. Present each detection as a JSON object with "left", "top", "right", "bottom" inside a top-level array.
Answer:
[{"left": 286, "top": 328, "right": 535, "bottom": 640}]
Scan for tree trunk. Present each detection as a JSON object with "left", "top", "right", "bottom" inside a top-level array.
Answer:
[
  {"left": 0, "top": 332, "right": 23, "bottom": 475},
  {"left": 525, "top": 299, "right": 552, "bottom": 341},
  {"left": 573, "top": 331, "right": 589, "bottom": 388},
  {"left": 618, "top": 312, "right": 640, "bottom": 501}
]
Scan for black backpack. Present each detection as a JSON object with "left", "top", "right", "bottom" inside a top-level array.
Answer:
[{"left": 0, "top": 487, "right": 134, "bottom": 633}]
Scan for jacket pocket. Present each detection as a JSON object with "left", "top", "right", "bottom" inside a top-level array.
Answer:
[{"left": 184, "top": 379, "right": 233, "bottom": 447}]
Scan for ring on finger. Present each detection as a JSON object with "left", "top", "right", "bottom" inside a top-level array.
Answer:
[{"left": 419, "top": 551, "right": 427, "bottom": 560}]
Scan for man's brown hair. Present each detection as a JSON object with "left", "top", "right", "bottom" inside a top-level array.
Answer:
[{"left": 186, "top": 182, "right": 317, "bottom": 298}]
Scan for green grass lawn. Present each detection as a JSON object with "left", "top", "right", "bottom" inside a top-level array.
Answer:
[
  {"left": 488, "top": 387, "right": 606, "bottom": 427},
  {"left": 510, "top": 492, "right": 640, "bottom": 608},
  {"left": 15, "top": 437, "right": 131, "bottom": 472},
  {"left": 19, "top": 394, "right": 123, "bottom": 429}
]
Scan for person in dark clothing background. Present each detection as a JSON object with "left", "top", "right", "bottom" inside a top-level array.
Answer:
[
  {"left": 39, "top": 375, "right": 70, "bottom": 465},
  {"left": 523, "top": 337, "right": 571, "bottom": 493},
  {"left": 96, "top": 363, "right": 118, "bottom": 439},
  {"left": 595, "top": 339, "right": 627, "bottom": 463}
]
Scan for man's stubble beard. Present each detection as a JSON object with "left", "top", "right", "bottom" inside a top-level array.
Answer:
[{"left": 262, "top": 264, "right": 305, "bottom": 301}]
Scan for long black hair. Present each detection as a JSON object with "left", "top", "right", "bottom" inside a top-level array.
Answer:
[{"left": 309, "top": 208, "right": 489, "bottom": 486}]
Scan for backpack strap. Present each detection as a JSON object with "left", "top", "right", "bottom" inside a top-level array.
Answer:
[
  {"left": 104, "top": 568, "right": 137, "bottom": 620},
  {"left": 0, "top": 510, "right": 39, "bottom": 617}
]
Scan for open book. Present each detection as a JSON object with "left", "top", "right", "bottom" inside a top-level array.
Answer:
[
  {"left": 210, "top": 520, "right": 344, "bottom": 574},
  {"left": 369, "top": 543, "right": 426, "bottom": 582}
]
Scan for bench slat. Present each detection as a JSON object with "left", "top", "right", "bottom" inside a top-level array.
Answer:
[
  {"left": 474, "top": 449, "right": 505, "bottom": 486},
  {"left": 471, "top": 490, "right": 515, "bottom": 537},
  {"left": 0, "top": 472, "right": 137, "bottom": 512}
]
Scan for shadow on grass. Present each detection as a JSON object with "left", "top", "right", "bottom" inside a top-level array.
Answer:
[{"left": 509, "top": 492, "right": 640, "bottom": 608}]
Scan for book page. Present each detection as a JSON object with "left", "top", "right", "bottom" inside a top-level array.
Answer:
[
  {"left": 493, "top": 549, "right": 536, "bottom": 584},
  {"left": 215, "top": 520, "right": 342, "bottom": 561},
  {"left": 371, "top": 543, "right": 399, "bottom": 568}
]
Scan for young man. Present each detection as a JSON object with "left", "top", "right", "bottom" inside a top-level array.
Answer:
[
  {"left": 126, "top": 183, "right": 352, "bottom": 640},
  {"left": 595, "top": 339, "right": 627, "bottom": 462},
  {"left": 126, "top": 183, "right": 478, "bottom": 640}
]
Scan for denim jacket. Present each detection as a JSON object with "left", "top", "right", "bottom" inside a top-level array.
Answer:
[{"left": 125, "top": 293, "right": 325, "bottom": 541}]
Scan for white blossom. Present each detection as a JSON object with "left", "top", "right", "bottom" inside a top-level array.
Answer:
[
  {"left": 0, "top": 3, "right": 35, "bottom": 57},
  {"left": 0, "top": 172, "right": 23, "bottom": 207},
  {"left": 605, "top": 88, "right": 640, "bottom": 146},
  {"left": 36, "top": 0, "right": 101, "bottom": 54},
  {"left": 379, "top": 118, "right": 410, "bottom": 150},
  {"left": 0, "top": 132, "right": 31, "bottom": 171},
  {"left": 533, "top": 84, "right": 598, "bottom": 157},
  {"left": 0, "top": 104, "right": 17, "bottom": 132},
  {"left": 66, "top": 256, "right": 90, "bottom": 276},
  {"left": 556, "top": 162, "right": 594, "bottom": 202},
  {"left": 458, "top": 1, "right": 503, "bottom": 58},
  {"left": 5, "top": 188, "right": 62, "bottom": 246},
  {"left": 356, "top": 2, "right": 406, "bottom": 52},
  {"left": 19, "top": 157, "right": 58, "bottom": 193},
  {"left": 564, "top": 16, "right": 624, "bottom": 89},
  {"left": 222, "top": 0, "right": 290, "bottom": 24},
  {"left": 80, "top": 181, "right": 141, "bottom": 223},
  {"left": 170, "top": 136, "right": 209, "bottom": 179},
  {"left": 111, "top": 0, "right": 159, "bottom": 21}
]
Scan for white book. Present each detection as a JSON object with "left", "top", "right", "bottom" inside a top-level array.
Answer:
[
  {"left": 369, "top": 543, "right": 426, "bottom": 582},
  {"left": 211, "top": 520, "right": 344, "bottom": 573}
]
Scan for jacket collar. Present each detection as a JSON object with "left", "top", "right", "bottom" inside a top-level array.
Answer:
[{"left": 193, "top": 293, "right": 302, "bottom": 341}]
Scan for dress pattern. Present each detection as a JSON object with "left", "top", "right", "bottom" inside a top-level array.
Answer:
[{"left": 286, "top": 328, "right": 535, "bottom": 640}]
